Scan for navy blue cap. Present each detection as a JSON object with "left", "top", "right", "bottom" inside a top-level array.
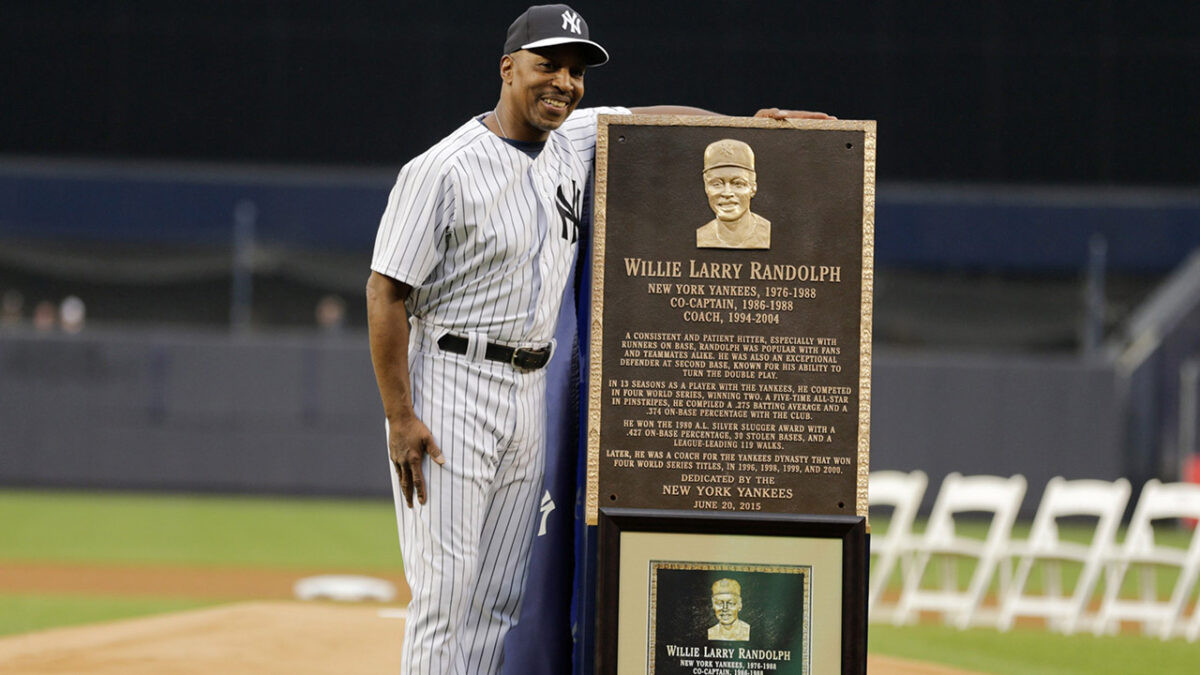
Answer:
[{"left": 503, "top": 4, "right": 609, "bottom": 66}]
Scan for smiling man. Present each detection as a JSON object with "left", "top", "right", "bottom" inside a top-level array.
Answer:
[
  {"left": 367, "top": 8, "right": 622, "bottom": 673},
  {"left": 367, "top": 5, "right": 828, "bottom": 674}
]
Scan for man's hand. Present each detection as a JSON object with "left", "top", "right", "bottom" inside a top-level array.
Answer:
[
  {"left": 628, "top": 106, "right": 837, "bottom": 120},
  {"left": 754, "top": 108, "right": 836, "bottom": 120},
  {"left": 389, "top": 413, "right": 445, "bottom": 508},
  {"left": 368, "top": 271, "right": 445, "bottom": 508}
]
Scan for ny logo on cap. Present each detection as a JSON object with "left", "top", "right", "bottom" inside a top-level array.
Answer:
[{"left": 561, "top": 9, "right": 582, "bottom": 34}]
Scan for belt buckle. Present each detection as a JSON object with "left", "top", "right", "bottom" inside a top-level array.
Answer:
[{"left": 511, "top": 347, "right": 546, "bottom": 371}]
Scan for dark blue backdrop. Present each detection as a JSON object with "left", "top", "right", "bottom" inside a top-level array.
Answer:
[{"left": 3, "top": 166, "right": 1198, "bottom": 274}]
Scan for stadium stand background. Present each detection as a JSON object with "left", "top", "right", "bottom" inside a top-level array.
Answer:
[{"left": 2, "top": 1, "right": 1199, "bottom": 509}]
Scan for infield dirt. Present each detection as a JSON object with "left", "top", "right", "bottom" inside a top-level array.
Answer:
[
  {"left": 0, "top": 561, "right": 409, "bottom": 601},
  {"left": 0, "top": 563, "right": 982, "bottom": 674},
  {"left": 0, "top": 601, "right": 984, "bottom": 674}
]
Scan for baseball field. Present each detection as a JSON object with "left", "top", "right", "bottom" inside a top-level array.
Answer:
[{"left": 1, "top": 489, "right": 1197, "bottom": 674}]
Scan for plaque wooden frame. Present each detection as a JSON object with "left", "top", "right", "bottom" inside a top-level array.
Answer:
[
  {"left": 596, "top": 508, "right": 868, "bottom": 674},
  {"left": 585, "top": 116, "right": 876, "bottom": 525}
]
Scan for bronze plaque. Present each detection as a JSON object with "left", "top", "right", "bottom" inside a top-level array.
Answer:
[{"left": 585, "top": 116, "right": 875, "bottom": 524}]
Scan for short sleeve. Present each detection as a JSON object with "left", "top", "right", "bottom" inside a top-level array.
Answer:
[{"left": 370, "top": 156, "right": 457, "bottom": 287}]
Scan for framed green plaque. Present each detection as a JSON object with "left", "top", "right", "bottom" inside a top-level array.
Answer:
[{"left": 597, "top": 508, "right": 867, "bottom": 674}]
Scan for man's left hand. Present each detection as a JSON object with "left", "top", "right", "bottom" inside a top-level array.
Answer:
[{"left": 754, "top": 108, "right": 836, "bottom": 120}]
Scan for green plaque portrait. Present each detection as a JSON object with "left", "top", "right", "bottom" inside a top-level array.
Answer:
[{"left": 650, "top": 562, "right": 811, "bottom": 674}]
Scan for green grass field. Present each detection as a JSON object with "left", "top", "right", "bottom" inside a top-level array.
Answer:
[
  {"left": 0, "top": 489, "right": 404, "bottom": 569},
  {"left": 2, "top": 489, "right": 1198, "bottom": 673},
  {"left": 0, "top": 488, "right": 404, "bottom": 637},
  {"left": 0, "top": 593, "right": 217, "bottom": 636},
  {"left": 869, "top": 623, "right": 1200, "bottom": 675}
]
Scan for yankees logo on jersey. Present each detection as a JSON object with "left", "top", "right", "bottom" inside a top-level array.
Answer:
[
  {"left": 555, "top": 180, "right": 581, "bottom": 243},
  {"left": 373, "top": 108, "right": 623, "bottom": 346}
]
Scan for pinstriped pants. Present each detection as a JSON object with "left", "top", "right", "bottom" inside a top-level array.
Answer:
[{"left": 389, "top": 321, "right": 547, "bottom": 674}]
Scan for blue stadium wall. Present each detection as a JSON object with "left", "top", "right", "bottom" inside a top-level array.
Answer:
[
  {"left": 3, "top": 163, "right": 1199, "bottom": 273},
  {"left": 0, "top": 330, "right": 1123, "bottom": 516}
]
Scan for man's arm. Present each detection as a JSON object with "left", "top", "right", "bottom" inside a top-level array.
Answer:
[
  {"left": 629, "top": 105, "right": 834, "bottom": 120},
  {"left": 366, "top": 270, "right": 444, "bottom": 507}
]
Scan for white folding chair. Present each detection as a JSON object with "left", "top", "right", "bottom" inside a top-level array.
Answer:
[
  {"left": 894, "top": 472, "right": 1027, "bottom": 629},
  {"left": 1093, "top": 480, "right": 1200, "bottom": 640},
  {"left": 1189, "top": 575, "right": 1200, "bottom": 642},
  {"left": 997, "top": 477, "right": 1131, "bottom": 633},
  {"left": 868, "top": 470, "right": 928, "bottom": 622}
]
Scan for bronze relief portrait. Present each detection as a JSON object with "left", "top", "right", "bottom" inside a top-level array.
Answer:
[
  {"left": 707, "top": 578, "right": 752, "bottom": 641},
  {"left": 696, "top": 139, "right": 771, "bottom": 249}
]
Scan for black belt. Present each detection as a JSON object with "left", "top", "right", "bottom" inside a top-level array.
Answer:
[{"left": 436, "top": 334, "right": 552, "bottom": 370}]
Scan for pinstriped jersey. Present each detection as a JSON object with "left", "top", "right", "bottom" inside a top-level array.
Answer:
[{"left": 372, "top": 106, "right": 629, "bottom": 346}]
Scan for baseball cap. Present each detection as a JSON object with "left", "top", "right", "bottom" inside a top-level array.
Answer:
[
  {"left": 704, "top": 139, "right": 756, "bottom": 173},
  {"left": 712, "top": 578, "right": 742, "bottom": 596},
  {"left": 503, "top": 4, "right": 610, "bottom": 67}
]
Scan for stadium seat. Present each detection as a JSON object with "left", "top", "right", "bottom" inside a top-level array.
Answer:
[
  {"left": 868, "top": 469, "right": 928, "bottom": 622},
  {"left": 996, "top": 477, "right": 1131, "bottom": 633},
  {"left": 893, "top": 472, "right": 1027, "bottom": 629},
  {"left": 1093, "top": 480, "right": 1200, "bottom": 640}
]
